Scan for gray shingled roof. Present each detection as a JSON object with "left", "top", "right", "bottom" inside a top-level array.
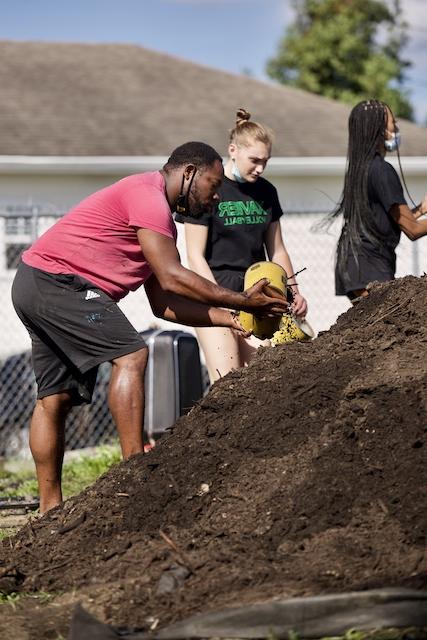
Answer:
[{"left": 1, "top": 40, "right": 426, "bottom": 157}]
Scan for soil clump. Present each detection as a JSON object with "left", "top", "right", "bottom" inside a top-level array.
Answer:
[{"left": 1, "top": 275, "right": 426, "bottom": 637}]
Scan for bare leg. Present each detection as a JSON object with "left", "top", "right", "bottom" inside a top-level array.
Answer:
[
  {"left": 239, "top": 334, "right": 271, "bottom": 367},
  {"left": 195, "top": 326, "right": 241, "bottom": 382},
  {"left": 196, "top": 328, "right": 270, "bottom": 382},
  {"left": 108, "top": 347, "right": 149, "bottom": 458},
  {"left": 29, "top": 392, "right": 73, "bottom": 514}
]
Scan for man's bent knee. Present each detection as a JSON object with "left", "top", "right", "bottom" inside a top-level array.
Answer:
[
  {"left": 111, "top": 347, "right": 149, "bottom": 373},
  {"left": 36, "top": 392, "right": 73, "bottom": 418}
]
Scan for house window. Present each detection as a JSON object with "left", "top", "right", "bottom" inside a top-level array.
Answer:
[
  {"left": 5, "top": 217, "right": 33, "bottom": 236},
  {"left": 1, "top": 206, "right": 63, "bottom": 271},
  {"left": 3, "top": 213, "right": 34, "bottom": 270}
]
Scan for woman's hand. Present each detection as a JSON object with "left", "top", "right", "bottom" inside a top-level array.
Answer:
[{"left": 290, "top": 291, "right": 308, "bottom": 318}]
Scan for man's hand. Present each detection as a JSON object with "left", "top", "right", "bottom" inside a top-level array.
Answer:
[
  {"left": 228, "top": 311, "right": 252, "bottom": 337},
  {"left": 243, "top": 278, "right": 288, "bottom": 316}
]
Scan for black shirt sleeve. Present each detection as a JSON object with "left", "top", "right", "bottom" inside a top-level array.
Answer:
[
  {"left": 369, "top": 159, "right": 406, "bottom": 213},
  {"left": 269, "top": 184, "right": 284, "bottom": 222}
]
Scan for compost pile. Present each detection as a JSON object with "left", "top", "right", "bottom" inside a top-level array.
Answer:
[{"left": 1, "top": 275, "right": 426, "bottom": 635}]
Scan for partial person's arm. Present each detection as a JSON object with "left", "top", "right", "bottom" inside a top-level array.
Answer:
[
  {"left": 265, "top": 221, "right": 308, "bottom": 318},
  {"left": 184, "top": 223, "right": 217, "bottom": 283},
  {"left": 411, "top": 194, "right": 427, "bottom": 221},
  {"left": 144, "top": 273, "right": 248, "bottom": 334},
  {"left": 137, "top": 228, "right": 287, "bottom": 314},
  {"left": 390, "top": 197, "right": 427, "bottom": 240}
]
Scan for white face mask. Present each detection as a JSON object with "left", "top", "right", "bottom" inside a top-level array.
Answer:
[
  {"left": 384, "top": 131, "right": 401, "bottom": 152},
  {"left": 231, "top": 159, "right": 247, "bottom": 183}
]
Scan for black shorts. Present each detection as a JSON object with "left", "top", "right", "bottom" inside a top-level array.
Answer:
[
  {"left": 335, "top": 251, "right": 395, "bottom": 296},
  {"left": 12, "top": 262, "right": 147, "bottom": 405},
  {"left": 212, "top": 268, "right": 245, "bottom": 293}
]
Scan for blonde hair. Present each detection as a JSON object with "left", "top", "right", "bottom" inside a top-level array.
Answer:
[{"left": 229, "top": 108, "right": 274, "bottom": 149}]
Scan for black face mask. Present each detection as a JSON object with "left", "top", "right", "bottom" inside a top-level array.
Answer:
[{"left": 175, "top": 169, "right": 196, "bottom": 216}]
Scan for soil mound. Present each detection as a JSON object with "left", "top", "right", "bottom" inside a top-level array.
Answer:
[{"left": 1, "top": 275, "right": 426, "bottom": 632}]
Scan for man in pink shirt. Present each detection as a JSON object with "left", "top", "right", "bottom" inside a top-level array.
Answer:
[{"left": 12, "top": 141, "right": 287, "bottom": 514}]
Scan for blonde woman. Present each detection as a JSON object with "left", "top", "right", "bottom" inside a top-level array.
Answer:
[{"left": 176, "top": 109, "right": 307, "bottom": 382}]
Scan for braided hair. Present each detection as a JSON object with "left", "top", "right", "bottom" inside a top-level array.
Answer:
[{"left": 331, "top": 99, "right": 390, "bottom": 275}]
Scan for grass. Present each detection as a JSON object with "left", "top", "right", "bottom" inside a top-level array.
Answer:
[
  {"left": 0, "top": 443, "right": 121, "bottom": 502},
  {"left": 0, "top": 444, "right": 122, "bottom": 541},
  {"left": 0, "top": 590, "right": 55, "bottom": 608},
  {"left": 60, "top": 443, "right": 121, "bottom": 498}
]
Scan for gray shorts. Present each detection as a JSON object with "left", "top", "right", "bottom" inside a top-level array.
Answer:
[{"left": 12, "top": 262, "right": 147, "bottom": 404}]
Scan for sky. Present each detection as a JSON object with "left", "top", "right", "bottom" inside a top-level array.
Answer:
[{"left": 1, "top": 0, "right": 427, "bottom": 124}]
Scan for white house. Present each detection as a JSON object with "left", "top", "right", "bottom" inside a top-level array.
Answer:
[{"left": 1, "top": 40, "right": 426, "bottom": 358}]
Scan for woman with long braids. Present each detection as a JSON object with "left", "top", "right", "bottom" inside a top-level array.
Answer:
[
  {"left": 176, "top": 108, "right": 307, "bottom": 382},
  {"left": 333, "top": 99, "right": 427, "bottom": 301}
]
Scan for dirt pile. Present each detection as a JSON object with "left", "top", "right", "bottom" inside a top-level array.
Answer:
[{"left": 1, "top": 275, "right": 426, "bottom": 633}]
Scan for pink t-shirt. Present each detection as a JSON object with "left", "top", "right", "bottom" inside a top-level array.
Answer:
[{"left": 23, "top": 171, "right": 177, "bottom": 300}]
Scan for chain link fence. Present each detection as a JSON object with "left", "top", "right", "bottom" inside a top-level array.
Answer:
[{"left": 0, "top": 205, "right": 425, "bottom": 459}]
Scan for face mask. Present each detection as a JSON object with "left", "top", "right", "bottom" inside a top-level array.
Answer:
[
  {"left": 384, "top": 131, "right": 401, "bottom": 152},
  {"left": 175, "top": 170, "right": 196, "bottom": 215},
  {"left": 231, "top": 159, "right": 247, "bottom": 183}
]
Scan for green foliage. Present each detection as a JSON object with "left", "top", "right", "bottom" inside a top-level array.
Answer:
[
  {"left": 60, "top": 444, "right": 121, "bottom": 497},
  {"left": 0, "top": 591, "right": 21, "bottom": 609},
  {"left": 0, "top": 444, "right": 121, "bottom": 500},
  {"left": 267, "top": 0, "right": 413, "bottom": 119},
  {"left": 0, "top": 465, "right": 37, "bottom": 498},
  {"left": 0, "top": 528, "right": 16, "bottom": 540},
  {"left": 0, "top": 591, "right": 56, "bottom": 608},
  {"left": 0, "top": 445, "right": 121, "bottom": 540}
]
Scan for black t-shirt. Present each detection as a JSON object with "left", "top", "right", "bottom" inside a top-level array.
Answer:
[
  {"left": 175, "top": 176, "right": 283, "bottom": 291},
  {"left": 335, "top": 154, "right": 406, "bottom": 295}
]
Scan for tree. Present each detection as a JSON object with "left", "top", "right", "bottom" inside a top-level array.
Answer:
[{"left": 267, "top": 0, "right": 413, "bottom": 119}]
